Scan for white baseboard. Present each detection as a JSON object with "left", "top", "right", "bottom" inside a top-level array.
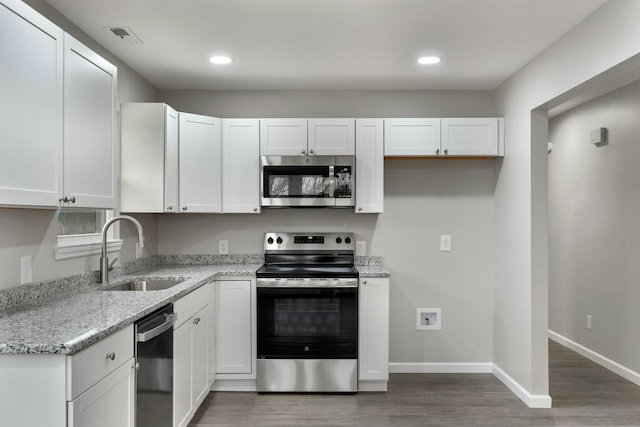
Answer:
[
  {"left": 389, "top": 362, "right": 493, "bottom": 374},
  {"left": 492, "top": 364, "right": 552, "bottom": 408},
  {"left": 548, "top": 330, "right": 640, "bottom": 387}
]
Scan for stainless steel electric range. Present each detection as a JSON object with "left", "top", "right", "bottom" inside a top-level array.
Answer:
[{"left": 255, "top": 232, "right": 359, "bottom": 393}]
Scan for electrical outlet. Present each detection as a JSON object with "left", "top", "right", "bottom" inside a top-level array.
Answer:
[
  {"left": 440, "top": 235, "right": 452, "bottom": 252},
  {"left": 587, "top": 314, "right": 593, "bottom": 330},
  {"left": 355, "top": 241, "right": 366, "bottom": 256},
  {"left": 21, "top": 256, "right": 32, "bottom": 285},
  {"left": 219, "top": 240, "right": 229, "bottom": 255}
]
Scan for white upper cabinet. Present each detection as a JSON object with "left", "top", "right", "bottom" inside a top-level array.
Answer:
[
  {"left": 260, "top": 119, "right": 307, "bottom": 156},
  {"left": 179, "top": 113, "right": 222, "bottom": 213},
  {"left": 308, "top": 119, "right": 355, "bottom": 155},
  {"left": 385, "top": 117, "right": 504, "bottom": 157},
  {"left": 355, "top": 119, "right": 384, "bottom": 214},
  {"left": 222, "top": 119, "right": 260, "bottom": 213},
  {"left": 121, "top": 103, "right": 179, "bottom": 213},
  {"left": 384, "top": 118, "right": 441, "bottom": 156},
  {"left": 63, "top": 33, "right": 117, "bottom": 209},
  {"left": 260, "top": 119, "right": 355, "bottom": 156},
  {"left": 0, "top": 0, "right": 63, "bottom": 207},
  {"left": 441, "top": 118, "right": 503, "bottom": 156}
]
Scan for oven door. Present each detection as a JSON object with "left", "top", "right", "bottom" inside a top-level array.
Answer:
[{"left": 257, "top": 283, "right": 358, "bottom": 359}]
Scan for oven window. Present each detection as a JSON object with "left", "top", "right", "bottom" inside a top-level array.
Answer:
[
  {"left": 275, "top": 298, "right": 340, "bottom": 337},
  {"left": 257, "top": 287, "right": 358, "bottom": 359}
]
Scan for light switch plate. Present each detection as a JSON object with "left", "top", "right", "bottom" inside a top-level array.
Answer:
[{"left": 440, "top": 235, "right": 452, "bottom": 252}]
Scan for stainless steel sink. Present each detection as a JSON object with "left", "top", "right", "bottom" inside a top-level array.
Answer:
[{"left": 106, "top": 279, "right": 183, "bottom": 291}]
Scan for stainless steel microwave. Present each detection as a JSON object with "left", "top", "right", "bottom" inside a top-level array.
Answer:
[{"left": 261, "top": 156, "right": 354, "bottom": 207}]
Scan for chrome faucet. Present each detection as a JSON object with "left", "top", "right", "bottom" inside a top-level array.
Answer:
[{"left": 100, "top": 215, "right": 145, "bottom": 284}]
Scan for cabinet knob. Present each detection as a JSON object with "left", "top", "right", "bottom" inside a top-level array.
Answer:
[
  {"left": 105, "top": 352, "right": 116, "bottom": 361},
  {"left": 444, "top": 149, "right": 448, "bottom": 155},
  {"left": 309, "top": 149, "right": 314, "bottom": 154},
  {"left": 167, "top": 206, "right": 173, "bottom": 211},
  {"left": 59, "top": 196, "right": 76, "bottom": 204},
  {"left": 182, "top": 206, "right": 188, "bottom": 211},
  {"left": 362, "top": 280, "right": 368, "bottom": 285},
  {"left": 194, "top": 317, "right": 201, "bottom": 325},
  {"left": 436, "top": 148, "right": 440, "bottom": 155},
  {"left": 301, "top": 150, "right": 306, "bottom": 155},
  {"left": 69, "top": 196, "right": 76, "bottom": 203},
  {"left": 358, "top": 207, "right": 363, "bottom": 211},
  {"left": 253, "top": 208, "right": 258, "bottom": 212}
]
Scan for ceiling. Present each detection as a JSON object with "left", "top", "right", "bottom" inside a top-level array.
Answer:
[{"left": 45, "top": 0, "right": 609, "bottom": 91}]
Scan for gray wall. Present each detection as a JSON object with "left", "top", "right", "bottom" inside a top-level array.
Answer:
[
  {"left": 549, "top": 78, "right": 640, "bottom": 374},
  {"left": 157, "top": 89, "right": 497, "bottom": 365},
  {"left": 0, "top": 0, "right": 159, "bottom": 291}
]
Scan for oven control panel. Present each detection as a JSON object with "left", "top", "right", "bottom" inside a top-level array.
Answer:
[{"left": 264, "top": 232, "right": 355, "bottom": 251}]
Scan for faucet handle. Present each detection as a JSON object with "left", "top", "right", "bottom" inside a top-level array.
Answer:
[{"left": 109, "top": 257, "right": 118, "bottom": 271}]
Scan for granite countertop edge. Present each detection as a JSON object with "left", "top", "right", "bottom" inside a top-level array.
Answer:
[{"left": 0, "top": 259, "right": 390, "bottom": 356}]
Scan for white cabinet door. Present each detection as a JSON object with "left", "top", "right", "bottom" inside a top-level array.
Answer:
[
  {"left": 165, "top": 106, "right": 180, "bottom": 212},
  {"left": 0, "top": 0, "right": 63, "bottom": 207},
  {"left": 121, "top": 103, "right": 179, "bottom": 213},
  {"left": 63, "top": 33, "right": 117, "bottom": 209},
  {"left": 207, "top": 282, "right": 217, "bottom": 386},
  {"left": 308, "top": 119, "right": 355, "bottom": 155},
  {"left": 68, "top": 358, "right": 135, "bottom": 427},
  {"left": 173, "top": 319, "right": 192, "bottom": 427},
  {"left": 179, "top": 113, "right": 222, "bottom": 213},
  {"left": 359, "top": 278, "right": 389, "bottom": 385},
  {"left": 384, "top": 118, "right": 441, "bottom": 156},
  {"left": 216, "top": 280, "right": 252, "bottom": 374},
  {"left": 441, "top": 118, "right": 500, "bottom": 156},
  {"left": 355, "top": 119, "right": 384, "bottom": 213},
  {"left": 222, "top": 119, "right": 260, "bottom": 213},
  {"left": 192, "top": 306, "right": 209, "bottom": 408},
  {"left": 260, "top": 119, "right": 307, "bottom": 156}
]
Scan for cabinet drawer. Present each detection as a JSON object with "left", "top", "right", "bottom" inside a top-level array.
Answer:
[
  {"left": 175, "top": 283, "right": 210, "bottom": 328},
  {"left": 66, "top": 324, "right": 134, "bottom": 400}
]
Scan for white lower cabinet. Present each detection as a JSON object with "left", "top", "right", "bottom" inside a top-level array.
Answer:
[
  {"left": 67, "top": 358, "right": 135, "bottom": 427},
  {"left": 173, "top": 284, "right": 212, "bottom": 427},
  {"left": 0, "top": 324, "right": 135, "bottom": 427},
  {"left": 358, "top": 277, "right": 390, "bottom": 391}
]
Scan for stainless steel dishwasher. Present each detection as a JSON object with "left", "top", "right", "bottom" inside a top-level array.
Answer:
[{"left": 135, "top": 304, "right": 176, "bottom": 427}]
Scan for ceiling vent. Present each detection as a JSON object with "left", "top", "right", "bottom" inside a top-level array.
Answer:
[{"left": 106, "top": 26, "right": 143, "bottom": 45}]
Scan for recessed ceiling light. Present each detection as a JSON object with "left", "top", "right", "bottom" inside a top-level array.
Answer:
[
  {"left": 418, "top": 56, "right": 441, "bottom": 65},
  {"left": 209, "top": 55, "right": 233, "bottom": 65}
]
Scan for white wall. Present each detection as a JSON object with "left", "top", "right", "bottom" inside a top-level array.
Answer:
[
  {"left": 493, "top": 0, "right": 640, "bottom": 406},
  {"left": 156, "top": 89, "right": 497, "bottom": 365},
  {"left": 548, "top": 79, "right": 640, "bottom": 374},
  {"left": 0, "top": 0, "right": 159, "bottom": 291}
]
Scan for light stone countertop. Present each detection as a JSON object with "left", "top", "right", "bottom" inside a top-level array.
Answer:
[{"left": 0, "top": 261, "right": 389, "bottom": 356}]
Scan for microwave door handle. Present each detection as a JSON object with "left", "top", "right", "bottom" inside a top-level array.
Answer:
[{"left": 328, "top": 166, "right": 336, "bottom": 197}]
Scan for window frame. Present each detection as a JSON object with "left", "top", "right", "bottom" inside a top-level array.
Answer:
[{"left": 55, "top": 210, "right": 123, "bottom": 260}]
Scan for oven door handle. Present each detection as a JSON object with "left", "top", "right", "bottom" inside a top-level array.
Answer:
[
  {"left": 136, "top": 313, "right": 177, "bottom": 343},
  {"left": 256, "top": 278, "right": 358, "bottom": 288}
]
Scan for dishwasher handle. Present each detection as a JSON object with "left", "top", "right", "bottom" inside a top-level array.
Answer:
[{"left": 136, "top": 313, "right": 177, "bottom": 343}]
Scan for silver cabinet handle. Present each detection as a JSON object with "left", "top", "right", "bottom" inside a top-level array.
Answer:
[
  {"left": 60, "top": 196, "right": 77, "bottom": 204},
  {"left": 167, "top": 206, "right": 173, "bottom": 211},
  {"left": 106, "top": 352, "right": 115, "bottom": 361},
  {"left": 182, "top": 206, "right": 187, "bottom": 211},
  {"left": 435, "top": 148, "right": 440, "bottom": 155},
  {"left": 253, "top": 208, "right": 258, "bottom": 212},
  {"left": 309, "top": 149, "right": 314, "bottom": 154},
  {"left": 301, "top": 150, "right": 306, "bottom": 155},
  {"left": 194, "top": 317, "right": 201, "bottom": 325},
  {"left": 444, "top": 149, "right": 448, "bottom": 155},
  {"left": 362, "top": 280, "right": 368, "bottom": 285},
  {"left": 358, "top": 207, "right": 363, "bottom": 211}
]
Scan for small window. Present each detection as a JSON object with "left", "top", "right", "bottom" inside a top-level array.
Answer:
[{"left": 55, "top": 209, "right": 123, "bottom": 260}]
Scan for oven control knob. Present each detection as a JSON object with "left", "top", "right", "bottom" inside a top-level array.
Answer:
[
  {"left": 267, "top": 237, "right": 274, "bottom": 245},
  {"left": 304, "top": 346, "right": 310, "bottom": 352},
  {"left": 345, "top": 237, "right": 351, "bottom": 244},
  {"left": 276, "top": 237, "right": 283, "bottom": 245},
  {"left": 336, "top": 237, "right": 342, "bottom": 244}
]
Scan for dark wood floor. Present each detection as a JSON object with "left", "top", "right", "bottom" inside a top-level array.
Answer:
[{"left": 189, "top": 341, "right": 640, "bottom": 426}]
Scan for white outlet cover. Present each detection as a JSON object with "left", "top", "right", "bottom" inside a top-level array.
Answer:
[
  {"left": 440, "top": 235, "right": 452, "bottom": 252},
  {"left": 21, "top": 255, "right": 32, "bottom": 285},
  {"left": 356, "top": 241, "right": 366, "bottom": 256},
  {"left": 219, "top": 240, "right": 229, "bottom": 255}
]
